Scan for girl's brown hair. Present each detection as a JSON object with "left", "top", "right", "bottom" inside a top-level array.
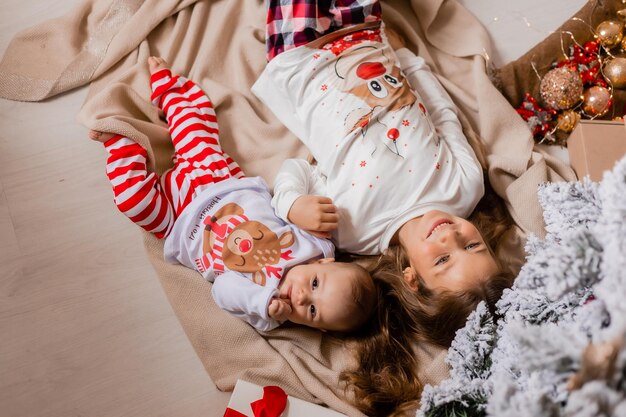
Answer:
[
  {"left": 339, "top": 253, "right": 425, "bottom": 416},
  {"left": 341, "top": 188, "right": 516, "bottom": 416}
]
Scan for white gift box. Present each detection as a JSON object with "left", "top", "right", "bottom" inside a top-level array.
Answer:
[{"left": 224, "top": 379, "right": 347, "bottom": 417}]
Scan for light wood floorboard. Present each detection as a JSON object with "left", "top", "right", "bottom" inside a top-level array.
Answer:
[{"left": 0, "top": 1, "right": 231, "bottom": 416}]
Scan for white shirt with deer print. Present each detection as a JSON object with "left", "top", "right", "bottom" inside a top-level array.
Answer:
[
  {"left": 164, "top": 176, "right": 334, "bottom": 331},
  {"left": 252, "top": 26, "right": 484, "bottom": 255}
]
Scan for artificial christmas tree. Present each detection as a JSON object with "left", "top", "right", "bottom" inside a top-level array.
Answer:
[{"left": 419, "top": 155, "right": 626, "bottom": 417}]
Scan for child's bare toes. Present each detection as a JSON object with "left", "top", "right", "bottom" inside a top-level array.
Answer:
[
  {"left": 148, "top": 56, "right": 168, "bottom": 74},
  {"left": 88, "top": 130, "right": 114, "bottom": 143}
]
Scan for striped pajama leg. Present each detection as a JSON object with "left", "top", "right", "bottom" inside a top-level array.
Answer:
[
  {"left": 150, "top": 69, "right": 244, "bottom": 218},
  {"left": 104, "top": 135, "right": 175, "bottom": 239},
  {"left": 103, "top": 69, "right": 243, "bottom": 239}
]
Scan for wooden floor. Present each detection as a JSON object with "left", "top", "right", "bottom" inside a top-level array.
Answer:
[{"left": 0, "top": 1, "right": 231, "bottom": 416}]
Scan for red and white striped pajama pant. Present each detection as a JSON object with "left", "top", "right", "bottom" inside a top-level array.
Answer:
[{"left": 103, "top": 69, "right": 243, "bottom": 239}]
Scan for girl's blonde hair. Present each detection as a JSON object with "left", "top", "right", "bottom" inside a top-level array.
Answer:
[{"left": 341, "top": 188, "right": 516, "bottom": 415}]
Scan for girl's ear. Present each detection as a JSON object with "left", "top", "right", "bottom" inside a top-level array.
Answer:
[{"left": 403, "top": 267, "right": 418, "bottom": 291}]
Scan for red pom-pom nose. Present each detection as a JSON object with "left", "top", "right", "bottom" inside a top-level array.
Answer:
[
  {"left": 356, "top": 62, "right": 386, "bottom": 80},
  {"left": 239, "top": 239, "right": 252, "bottom": 253}
]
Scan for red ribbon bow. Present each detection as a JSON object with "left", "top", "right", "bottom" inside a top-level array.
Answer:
[{"left": 224, "top": 386, "right": 287, "bottom": 417}]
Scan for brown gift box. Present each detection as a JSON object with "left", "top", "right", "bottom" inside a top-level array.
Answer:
[{"left": 567, "top": 119, "right": 626, "bottom": 182}]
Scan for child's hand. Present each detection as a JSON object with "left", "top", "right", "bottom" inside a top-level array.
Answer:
[
  {"left": 385, "top": 27, "right": 406, "bottom": 51},
  {"left": 268, "top": 298, "right": 292, "bottom": 322},
  {"left": 288, "top": 195, "right": 338, "bottom": 239}
]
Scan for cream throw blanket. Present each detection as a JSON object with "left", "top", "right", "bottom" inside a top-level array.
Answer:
[{"left": 0, "top": 0, "right": 576, "bottom": 414}]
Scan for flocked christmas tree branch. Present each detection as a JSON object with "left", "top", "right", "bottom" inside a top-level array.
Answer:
[{"left": 418, "top": 154, "right": 626, "bottom": 417}]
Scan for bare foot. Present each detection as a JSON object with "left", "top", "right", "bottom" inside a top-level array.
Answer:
[
  {"left": 148, "top": 56, "right": 168, "bottom": 74},
  {"left": 88, "top": 130, "right": 115, "bottom": 143}
]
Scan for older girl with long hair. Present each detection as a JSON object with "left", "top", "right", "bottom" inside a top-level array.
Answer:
[
  {"left": 253, "top": 0, "right": 517, "bottom": 414},
  {"left": 341, "top": 189, "right": 516, "bottom": 416}
]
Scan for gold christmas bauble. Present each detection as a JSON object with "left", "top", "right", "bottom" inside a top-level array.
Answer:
[
  {"left": 604, "top": 57, "right": 626, "bottom": 88},
  {"left": 618, "top": 8, "right": 626, "bottom": 22},
  {"left": 596, "top": 20, "right": 624, "bottom": 49},
  {"left": 556, "top": 110, "right": 581, "bottom": 133},
  {"left": 540, "top": 67, "right": 583, "bottom": 110},
  {"left": 582, "top": 86, "right": 612, "bottom": 116}
]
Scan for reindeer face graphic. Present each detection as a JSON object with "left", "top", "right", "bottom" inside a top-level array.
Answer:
[
  {"left": 222, "top": 221, "right": 294, "bottom": 274},
  {"left": 347, "top": 64, "right": 415, "bottom": 111},
  {"left": 201, "top": 203, "right": 295, "bottom": 286},
  {"left": 334, "top": 44, "right": 416, "bottom": 133}
]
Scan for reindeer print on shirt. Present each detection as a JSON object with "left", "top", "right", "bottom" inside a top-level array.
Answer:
[
  {"left": 316, "top": 29, "right": 435, "bottom": 157},
  {"left": 197, "top": 203, "right": 295, "bottom": 286}
]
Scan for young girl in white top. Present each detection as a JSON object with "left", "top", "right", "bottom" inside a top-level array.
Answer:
[
  {"left": 252, "top": 0, "right": 502, "bottom": 297},
  {"left": 253, "top": 4, "right": 514, "bottom": 414}
]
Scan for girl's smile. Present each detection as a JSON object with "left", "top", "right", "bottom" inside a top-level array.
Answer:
[
  {"left": 427, "top": 219, "right": 453, "bottom": 238},
  {"left": 398, "top": 210, "right": 499, "bottom": 293}
]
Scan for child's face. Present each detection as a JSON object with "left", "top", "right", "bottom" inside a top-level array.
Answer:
[
  {"left": 399, "top": 210, "right": 499, "bottom": 293},
  {"left": 277, "top": 260, "right": 361, "bottom": 331}
]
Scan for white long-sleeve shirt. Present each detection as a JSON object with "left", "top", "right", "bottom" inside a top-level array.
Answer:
[
  {"left": 164, "top": 176, "right": 334, "bottom": 331},
  {"left": 252, "top": 27, "right": 483, "bottom": 255}
]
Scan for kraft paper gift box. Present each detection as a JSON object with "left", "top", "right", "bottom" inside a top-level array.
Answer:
[
  {"left": 224, "top": 379, "right": 347, "bottom": 417},
  {"left": 567, "top": 119, "right": 626, "bottom": 182}
]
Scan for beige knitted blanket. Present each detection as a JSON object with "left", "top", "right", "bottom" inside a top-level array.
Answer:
[{"left": 0, "top": 0, "right": 576, "bottom": 414}]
